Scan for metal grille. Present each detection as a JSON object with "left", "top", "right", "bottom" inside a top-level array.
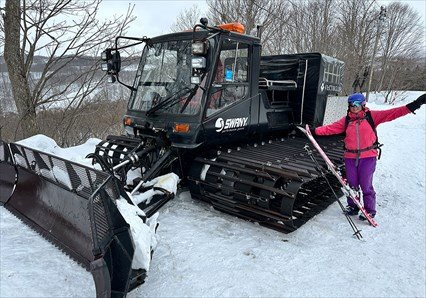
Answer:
[
  {"left": 10, "top": 142, "right": 123, "bottom": 255},
  {"left": 90, "top": 178, "right": 122, "bottom": 249},
  {"left": 91, "top": 191, "right": 111, "bottom": 245},
  {"left": 11, "top": 143, "right": 110, "bottom": 200}
]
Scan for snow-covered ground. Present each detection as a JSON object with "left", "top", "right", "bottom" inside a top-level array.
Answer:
[{"left": 1, "top": 91, "right": 425, "bottom": 297}]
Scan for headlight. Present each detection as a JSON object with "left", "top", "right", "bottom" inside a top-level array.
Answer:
[
  {"left": 191, "top": 57, "right": 206, "bottom": 69},
  {"left": 192, "top": 41, "right": 208, "bottom": 55},
  {"left": 101, "top": 63, "right": 109, "bottom": 71},
  {"left": 101, "top": 49, "right": 112, "bottom": 61},
  {"left": 107, "top": 75, "right": 116, "bottom": 83},
  {"left": 191, "top": 76, "right": 201, "bottom": 84}
]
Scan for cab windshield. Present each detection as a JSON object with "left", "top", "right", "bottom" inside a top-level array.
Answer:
[{"left": 129, "top": 39, "right": 205, "bottom": 115}]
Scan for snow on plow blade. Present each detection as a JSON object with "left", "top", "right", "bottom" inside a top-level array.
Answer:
[{"left": 0, "top": 140, "right": 145, "bottom": 297}]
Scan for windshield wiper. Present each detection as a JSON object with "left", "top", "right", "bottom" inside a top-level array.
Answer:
[
  {"left": 146, "top": 87, "right": 192, "bottom": 116},
  {"left": 179, "top": 72, "right": 209, "bottom": 113},
  {"left": 179, "top": 85, "right": 203, "bottom": 113}
]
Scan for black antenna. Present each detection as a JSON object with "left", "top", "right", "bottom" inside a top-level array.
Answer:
[{"left": 256, "top": 25, "right": 263, "bottom": 40}]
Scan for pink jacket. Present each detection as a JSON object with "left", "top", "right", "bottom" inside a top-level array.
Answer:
[{"left": 315, "top": 106, "right": 411, "bottom": 158}]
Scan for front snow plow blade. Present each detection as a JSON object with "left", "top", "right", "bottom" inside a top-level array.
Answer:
[{"left": 0, "top": 140, "right": 145, "bottom": 297}]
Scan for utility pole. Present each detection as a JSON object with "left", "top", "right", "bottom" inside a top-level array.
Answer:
[{"left": 366, "top": 6, "right": 386, "bottom": 102}]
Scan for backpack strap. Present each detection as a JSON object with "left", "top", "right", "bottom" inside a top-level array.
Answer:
[
  {"left": 365, "top": 111, "right": 378, "bottom": 142},
  {"left": 344, "top": 110, "right": 383, "bottom": 160}
]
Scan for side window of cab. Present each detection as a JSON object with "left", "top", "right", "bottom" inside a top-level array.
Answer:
[{"left": 206, "top": 39, "right": 249, "bottom": 117}]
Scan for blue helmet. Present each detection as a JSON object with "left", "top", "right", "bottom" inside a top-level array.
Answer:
[{"left": 348, "top": 93, "right": 366, "bottom": 107}]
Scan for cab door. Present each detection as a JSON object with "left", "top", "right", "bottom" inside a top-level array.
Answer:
[{"left": 203, "top": 38, "right": 253, "bottom": 145}]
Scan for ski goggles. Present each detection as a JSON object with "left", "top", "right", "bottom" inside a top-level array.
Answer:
[{"left": 349, "top": 102, "right": 363, "bottom": 108}]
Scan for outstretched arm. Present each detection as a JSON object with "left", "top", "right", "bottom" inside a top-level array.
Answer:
[
  {"left": 314, "top": 117, "right": 347, "bottom": 136},
  {"left": 372, "top": 94, "right": 425, "bottom": 126}
]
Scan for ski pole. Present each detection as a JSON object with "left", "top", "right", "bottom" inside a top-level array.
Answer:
[{"left": 304, "top": 145, "right": 363, "bottom": 240}]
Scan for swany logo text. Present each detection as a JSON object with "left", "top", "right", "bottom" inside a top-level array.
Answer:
[{"left": 215, "top": 117, "right": 249, "bottom": 132}]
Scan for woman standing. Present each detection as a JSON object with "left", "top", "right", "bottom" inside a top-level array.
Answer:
[{"left": 314, "top": 93, "right": 425, "bottom": 220}]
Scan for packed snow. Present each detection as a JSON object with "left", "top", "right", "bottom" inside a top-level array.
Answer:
[
  {"left": 16, "top": 135, "right": 102, "bottom": 168},
  {"left": 1, "top": 91, "right": 425, "bottom": 297},
  {"left": 116, "top": 199, "right": 159, "bottom": 270},
  {"left": 132, "top": 173, "right": 180, "bottom": 205}
]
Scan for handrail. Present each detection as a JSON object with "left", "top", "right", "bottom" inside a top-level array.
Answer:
[{"left": 259, "top": 77, "right": 297, "bottom": 88}]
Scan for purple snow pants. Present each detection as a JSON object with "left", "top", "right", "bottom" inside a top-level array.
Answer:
[{"left": 344, "top": 157, "right": 377, "bottom": 215}]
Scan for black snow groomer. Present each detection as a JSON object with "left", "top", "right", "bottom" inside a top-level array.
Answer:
[{"left": 0, "top": 19, "right": 347, "bottom": 297}]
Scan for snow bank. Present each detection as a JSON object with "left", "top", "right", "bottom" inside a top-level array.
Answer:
[
  {"left": 15, "top": 134, "right": 101, "bottom": 167},
  {"left": 132, "top": 173, "right": 180, "bottom": 204},
  {"left": 116, "top": 199, "right": 159, "bottom": 270},
  {"left": 116, "top": 172, "right": 180, "bottom": 270}
]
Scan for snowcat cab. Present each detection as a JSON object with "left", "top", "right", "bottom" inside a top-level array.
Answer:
[{"left": 0, "top": 19, "right": 346, "bottom": 297}]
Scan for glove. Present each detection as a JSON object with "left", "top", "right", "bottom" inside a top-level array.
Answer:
[{"left": 406, "top": 94, "right": 425, "bottom": 113}]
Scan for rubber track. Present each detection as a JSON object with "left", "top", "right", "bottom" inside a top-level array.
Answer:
[{"left": 188, "top": 135, "right": 345, "bottom": 232}]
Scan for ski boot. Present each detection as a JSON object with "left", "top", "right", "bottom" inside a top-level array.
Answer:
[{"left": 344, "top": 205, "right": 359, "bottom": 216}]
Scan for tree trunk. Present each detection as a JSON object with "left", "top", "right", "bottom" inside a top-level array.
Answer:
[{"left": 4, "top": 0, "right": 39, "bottom": 138}]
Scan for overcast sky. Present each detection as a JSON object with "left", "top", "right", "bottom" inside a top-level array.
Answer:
[
  {"left": 99, "top": 0, "right": 209, "bottom": 37},
  {"left": 0, "top": 0, "right": 424, "bottom": 47},
  {"left": 98, "top": 0, "right": 425, "bottom": 38}
]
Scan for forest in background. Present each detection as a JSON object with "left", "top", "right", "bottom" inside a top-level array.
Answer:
[{"left": 0, "top": 0, "right": 424, "bottom": 144}]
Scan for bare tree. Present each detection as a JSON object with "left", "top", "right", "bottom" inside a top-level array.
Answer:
[
  {"left": 2, "top": 0, "right": 135, "bottom": 139},
  {"left": 171, "top": 4, "right": 206, "bottom": 32},
  {"left": 260, "top": 7, "right": 291, "bottom": 55},
  {"left": 0, "top": 5, "right": 4, "bottom": 53},
  {"left": 206, "top": 0, "right": 288, "bottom": 46},
  {"left": 171, "top": 0, "right": 424, "bottom": 97},
  {"left": 334, "top": 0, "right": 378, "bottom": 93},
  {"left": 376, "top": 2, "right": 423, "bottom": 93},
  {"left": 201, "top": 0, "right": 379, "bottom": 94},
  {"left": 0, "top": 70, "right": 14, "bottom": 114},
  {"left": 284, "top": 0, "right": 337, "bottom": 55}
]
